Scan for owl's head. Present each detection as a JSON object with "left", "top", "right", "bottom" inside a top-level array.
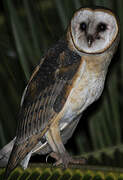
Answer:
[{"left": 69, "top": 7, "right": 119, "bottom": 54}]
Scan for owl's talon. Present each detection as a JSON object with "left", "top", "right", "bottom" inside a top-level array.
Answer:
[
  {"left": 46, "top": 154, "right": 50, "bottom": 163},
  {"left": 50, "top": 151, "right": 87, "bottom": 168},
  {"left": 49, "top": 152, "right": 60, "bottom": 161},
  {"left": 53, "top": 158, "right": 62, "bottom": 166}
]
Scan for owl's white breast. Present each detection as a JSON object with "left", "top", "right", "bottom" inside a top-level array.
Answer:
[{"left": 61, "top": 58, "right": 107, "bottom": 124}]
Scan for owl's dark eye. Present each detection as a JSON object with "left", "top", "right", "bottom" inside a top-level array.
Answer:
[
  {"left": 80, "top": 22, "right": 87, "bottom": 31},
  {"left": 97, "top": 23, "right": 107, "bottom": 32}
]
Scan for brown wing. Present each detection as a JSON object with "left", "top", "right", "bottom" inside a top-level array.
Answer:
[
  {"left": 16, "top": 40, "right": 81, "bottom": 143},
  {"left": 5, "top": 39, "right": 81, "bottom": 179}
]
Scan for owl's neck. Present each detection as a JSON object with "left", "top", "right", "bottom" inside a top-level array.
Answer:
[{"left": 82, "top": 53, "right": 112, "bottom": 75}]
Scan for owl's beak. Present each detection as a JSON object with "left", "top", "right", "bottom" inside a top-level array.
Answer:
[{"left": 87, "top": 35, "right": 94, "bottom": 47}]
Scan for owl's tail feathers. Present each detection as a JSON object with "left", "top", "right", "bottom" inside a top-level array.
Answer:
[
  {"left": 4, "top": 136, "right": 39, "bottom": 180},
  {"left": 0, "top": 137, "right": 16, "bottom": 168}
]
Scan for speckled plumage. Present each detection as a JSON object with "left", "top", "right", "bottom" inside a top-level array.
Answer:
[{"left": 2, "top": 7, "right": 120, "bottom": 179}]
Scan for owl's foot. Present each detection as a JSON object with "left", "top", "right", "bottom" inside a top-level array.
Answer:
[{"left": 49, "top": 152, "right": 86, "bottom": 168}]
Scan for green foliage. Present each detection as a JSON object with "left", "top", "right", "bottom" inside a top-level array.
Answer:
[
  {"left": 1, "top": 164, "right": 123, "bottom": 180},
  {"left": 0, "top": 0, "right": 123, "bottom": 173},
  {"left": 18, "top": 169, "right": 30, "bottom": 180}
]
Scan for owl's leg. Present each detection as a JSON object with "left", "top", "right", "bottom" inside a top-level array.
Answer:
[
  {"left": 46, "top": 130, "right": 58, "bottom": 153},
  {"left": 47, "top": 121, "right": 86, "bottom": 168},
  {"left": 46, "top": 124, "right": 70, "bottom": 167},
  {"left": 45, "top": 129, "right": 60, "bottom": 163}
]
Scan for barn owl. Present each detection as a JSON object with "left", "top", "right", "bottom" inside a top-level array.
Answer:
[{"left": 1, "top": 7, "right": 119, "bottom": 179}]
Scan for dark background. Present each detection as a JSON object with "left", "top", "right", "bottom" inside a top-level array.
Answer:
[{"left": 0, "top": 0, "right": 123, "bottom": 164}]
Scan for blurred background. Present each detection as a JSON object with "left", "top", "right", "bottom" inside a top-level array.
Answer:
[{"left": 0, "top": 0, "right": 123, "bottom": 164}]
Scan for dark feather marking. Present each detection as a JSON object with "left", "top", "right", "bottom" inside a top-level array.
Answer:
[
  {"left": 25, "top": 103, "right": 35, "bottom": 138},
  {"left": 59, "top": 49, "right": 81, "bottom": 67},
  {"left": 35, "top": 96, "right": 43, "bottom": 133},
  {"left": 43, "top": 86, "right": 53, "bottom": 127},
  {"left": 23, "top": 40, "right": 68, "bottom": 105},
  {"left": 37, "top": 90, "right": 47, "bottom": 131},
  {"left": 53, "top": 83, "right": 69, "bottom": 113},
  {"left": 30, "top": 101, "right": 38, "bottom": 135},
  {"left": 53, "top": 62, "right": 81, "bottom": 113},
  {"left": 23, "top": 106, "right": 32, "bottom": 140},
  {"left": 37, "top": 89, "right": 47, "bottom": 131},
  {"left": 44, "top": 82, "right": 58, "bottom": 121},
  {"left": 41, "top": 87, "right": 50, "bottom": 130}
]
